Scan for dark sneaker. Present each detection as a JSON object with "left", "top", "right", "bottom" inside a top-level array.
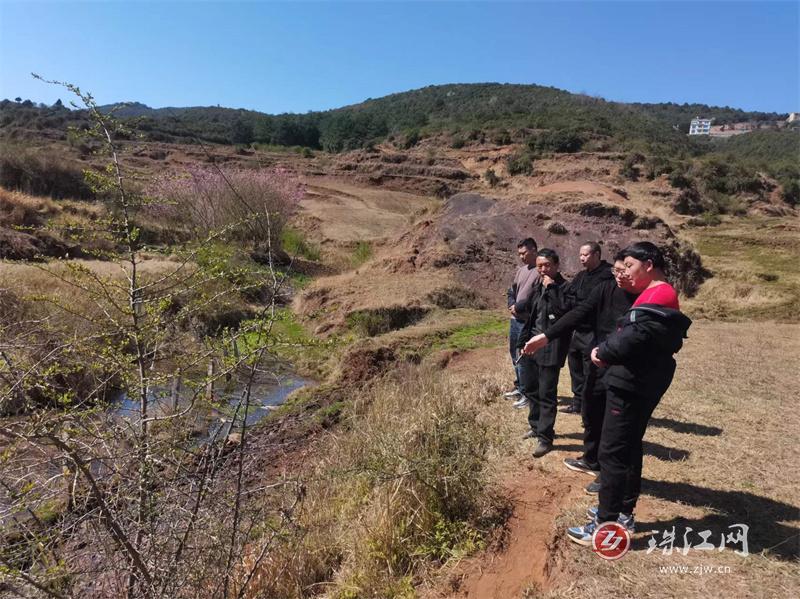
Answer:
[
  {"left": 563, "top": 458, "right": 600, "bottom": 476},
  {"left": 512, "top": 396, "right": 529, "bottom": 409},
  {"left": 566, "top": 519, "right": 597, "bottom": 546},
  {"left": 522, "top": 429, "right": 536, "bottom": 440},
  {"left": 585, "top": 477, "right": 601, "bottom": 495},
  {"left": 559, "top": 404, "right": 581, "bottom": 414},
  {"left": 503, "top": 389, "right": 522, "bottom": 399},
  {"left": 532, "top": 441, "right": 552, "bottom": 458},
  {"left": 586, "top": 507, "right": 635, "bottom": 532}
]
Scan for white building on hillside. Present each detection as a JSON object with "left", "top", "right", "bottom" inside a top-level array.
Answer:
[{"left": 689, "top": 116, "right": 713, "bottom": 135}]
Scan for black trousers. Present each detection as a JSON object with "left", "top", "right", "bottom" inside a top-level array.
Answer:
[
  {"left": 597, "top": 386, "right": 662, "bottom": 522},
  {"left": 519, "top": 357, "right": 560, "bottom": 444},
  {"left": 579, "top": 363, "right": 606, "bottom": 470},
  {"left": 567, "top": 345, "right": 590, "bottom": 408}
]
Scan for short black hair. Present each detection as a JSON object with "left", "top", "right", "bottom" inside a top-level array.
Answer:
[
  {"left": 581, "top": 241, "right": 602, "bottom": 256},
  {"left": 518, "top": 237, "right": 538, "bottom": 251},
  {"left": 613, "top": 250, "right": 627, "bottom": 263},
  {"left": 536, "top": 248, "right": 559, "bottom": 264},
  {"left": 620, "top": 241, "right": 665, "bottom": 269}
]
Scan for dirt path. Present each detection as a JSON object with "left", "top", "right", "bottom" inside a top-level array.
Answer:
[
  {"left": 452, "top": 470, "right": 580, "bottom": 598},
  {"left": 531, "top": 180, "right": 629, "bottom": 203},
  {"left": 425, "top": 347, "right": 587, "bottom": 598}
]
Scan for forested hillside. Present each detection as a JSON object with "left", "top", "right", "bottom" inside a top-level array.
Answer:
[
  {"left": 2, "top": 82, "right": 789, "bottom": 149},
  {"left": 2, "top": 83, "right": 797, "bottom": 206}
]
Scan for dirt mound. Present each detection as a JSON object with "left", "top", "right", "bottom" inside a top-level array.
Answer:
[
  {"left": 0, "top": 226, "right": 83, "bottom": 261},
  {"left": 336, "top": 345, "right": 398, "bottom": 386},
  {"left": 380, "top": 192, "right": 707, "bottom": 303}
]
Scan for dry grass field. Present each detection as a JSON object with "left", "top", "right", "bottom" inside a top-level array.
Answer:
[{"left": 682, "top": 217, "right": 800, "bottom": 321}]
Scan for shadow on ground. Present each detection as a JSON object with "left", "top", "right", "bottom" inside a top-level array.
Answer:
[
  {"left": 636, "top": 479, "right": 800, "bottom": 560},
  {"left": 555, "top": 434, "right": 690, "bottom": 462},
  {"left": 649, "top": 417, "right": 723, "bottom": 437}
]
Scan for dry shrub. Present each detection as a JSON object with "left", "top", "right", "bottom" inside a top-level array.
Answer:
[
  {"left": 0, "top": 143, "right": 94, "bottom": 199},
  {"left": 240, "top": 368, "right": 509, "bottom": 598},
  {"left": 0, "top": 188, "right": 61, "bottom": 227},
  {"left": 146, "top": 166, "right": 303, "bottom": 250}
]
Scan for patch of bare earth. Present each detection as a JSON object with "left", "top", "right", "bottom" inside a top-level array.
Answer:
[{"left": 296, "top": 176, "right": 437, "bottom": 244}]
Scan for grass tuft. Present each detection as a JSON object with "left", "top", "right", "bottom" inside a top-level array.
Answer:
[
  {"left": 280, "top": 227, "right": 321, "bottom": 261},
  {"left": 239, "top": 367, "right": 511, "bottom": 598},
  {"left": 351, "top": 241, "right": 373, "bottom": 267}
]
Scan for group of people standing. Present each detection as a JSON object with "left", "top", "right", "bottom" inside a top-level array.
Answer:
[{"left": 505, "top": 238, "right": 692, "bottom": 546}]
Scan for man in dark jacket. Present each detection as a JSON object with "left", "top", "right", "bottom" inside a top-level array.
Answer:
[
  {"left": 561, "top": 242, "right": 613, "bottom": 414},
  {"left": 515, "top": 249, "right": 571, "bottom": 458},
  {"left": 522, "top": 253, "right": 638, "bottom": 488}
]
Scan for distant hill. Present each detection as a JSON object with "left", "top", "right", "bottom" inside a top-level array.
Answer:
[
  {"left": 1, "top": 84, "right": 794, "bottom": 172},
  {"left": 3, "top": 83, "right": 788, "bottom": 146},
  {"left": 95, "top": 83, "right": 789, "bottom": 151}
]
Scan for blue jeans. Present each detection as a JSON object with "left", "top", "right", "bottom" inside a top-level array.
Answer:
[{"left": 509, "top": 318, "right": 525, "bottom": 388}]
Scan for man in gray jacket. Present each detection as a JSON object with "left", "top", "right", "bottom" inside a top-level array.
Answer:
[{"left": 504, "top": 238, "right": 539, "bottom": 399}]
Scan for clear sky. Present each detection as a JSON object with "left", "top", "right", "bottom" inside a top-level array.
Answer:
[{"left": 0, "top": 1, "right": 797, "bottom": 114}]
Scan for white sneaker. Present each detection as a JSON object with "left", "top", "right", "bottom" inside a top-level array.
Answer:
[
  {"left": 503, "top": 389, "right": 523, "bottom": 399},
  {"left": 512, "top": 396, "right": 529, "bottom": 409}
]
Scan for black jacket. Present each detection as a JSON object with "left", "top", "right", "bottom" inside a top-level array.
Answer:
[
  {"left": 596, "top": 304, "right": 692, "bottom": 398},
  {"left": 516, "top": 274, "right": 571, "bottom": 367},
  {"left": 544, "top": 278, "right": 637, "bottom": 349},
  {"left": 565, "top": 261, "right": 614, "bottom": 351}
]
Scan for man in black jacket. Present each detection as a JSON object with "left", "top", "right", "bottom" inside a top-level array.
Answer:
[
  {"left": 522, "top": 253, "right": 638, "bottom": 486},
  {"left": 515, "top": 249, "right": 571, "bottom": 458},
  {"left": 561, "top": 242, "right": 613, "bottom": 415}
]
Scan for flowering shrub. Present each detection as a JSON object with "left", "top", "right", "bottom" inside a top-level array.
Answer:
[{"left": 147, "top": 166, "right": 303, "bottom": 251}]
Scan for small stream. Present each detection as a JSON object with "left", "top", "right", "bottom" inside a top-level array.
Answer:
[
  {"left": 111, "top": 369, "right": 311, "bottom": 441},
  {"left": 0, "top": 366, "right": 311, "bottom": 528}
]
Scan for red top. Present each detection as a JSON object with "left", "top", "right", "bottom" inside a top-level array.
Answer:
[{"left": 633, "top": 282, "right": 680, "bottom": 310}]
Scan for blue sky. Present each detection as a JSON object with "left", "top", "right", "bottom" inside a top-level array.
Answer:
[{"left": 0, "top": 1, "right": 797, "bottom": 114}]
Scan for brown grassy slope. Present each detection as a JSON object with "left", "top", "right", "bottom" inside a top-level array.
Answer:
[
  {"left": 682, "top": 217, "right": 800, "bottom": 322},
  {"left": 0, "top": 188, "right": 107, "bottom": 259}
]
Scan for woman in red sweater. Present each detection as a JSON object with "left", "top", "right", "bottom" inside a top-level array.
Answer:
[{"left": 568, "top": 242, "right": 692, "bottom": 547}]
